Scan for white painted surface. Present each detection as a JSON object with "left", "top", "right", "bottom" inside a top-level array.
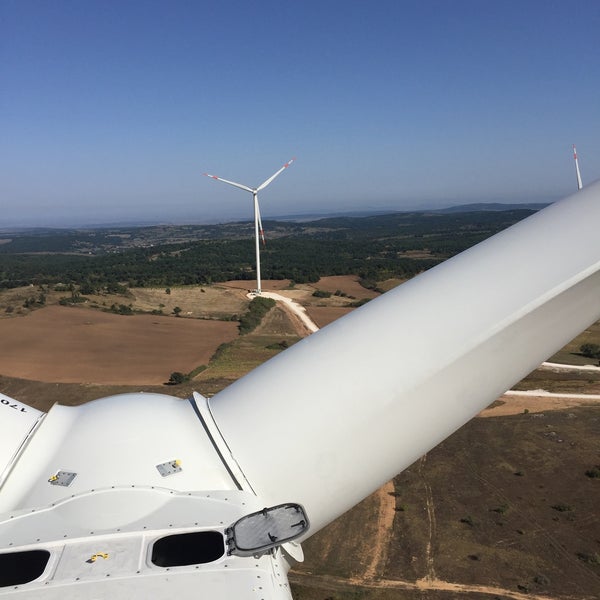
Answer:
[{"left": 0, "top": 393, "right": 238, "bottom": 514}]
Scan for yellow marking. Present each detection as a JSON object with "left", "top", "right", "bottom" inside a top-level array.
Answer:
[{"left": 89, "top": 553, "right": 109, "bottom": 562}]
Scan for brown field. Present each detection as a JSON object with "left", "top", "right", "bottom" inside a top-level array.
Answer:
[
  {"left": 305, "top": 306, "right": 354, "bottom": 328},
  {"left": 480, "top": 393, "right": 600, "bottom": 417},
  {"left": 309, "top": 275, "right": 379, "bottom": 299},
  {"left": 0, "top": 305, "right": 238, "bottom": 385}
]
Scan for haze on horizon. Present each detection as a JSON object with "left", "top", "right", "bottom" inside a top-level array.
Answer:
[{"left": 2, "top": 1, "right": 599, "bottom": 228}]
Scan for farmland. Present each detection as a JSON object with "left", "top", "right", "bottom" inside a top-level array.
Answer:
[{"left": 0, "top": 304, "right": 238, "bottom": 385}]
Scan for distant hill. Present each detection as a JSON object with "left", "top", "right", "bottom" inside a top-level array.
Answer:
[{"left": 433, "top": 202, "right": 550, "bottom": 213}]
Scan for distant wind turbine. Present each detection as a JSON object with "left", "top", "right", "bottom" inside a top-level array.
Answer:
[
  {"left": 203, "top": 158, "right": 295, "bottom": 294},
  {"left": 573, "top": 144, "right": 583, "bottom": 190}
]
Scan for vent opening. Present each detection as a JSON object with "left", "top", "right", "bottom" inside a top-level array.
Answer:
[
  {"left": 151, "top": 531, "right": 224, "bottom": 567},
  {"left": 0, "top": 550, "right": 50, "bottom": 587}
]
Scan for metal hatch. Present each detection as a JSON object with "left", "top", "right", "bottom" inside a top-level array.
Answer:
[{"left": 225, "top": 503, "right": 309, "bottom": 557}]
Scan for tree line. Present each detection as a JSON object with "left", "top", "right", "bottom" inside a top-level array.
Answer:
[{"left": 0, "top": 209, "right": 535, "bottom": 290}]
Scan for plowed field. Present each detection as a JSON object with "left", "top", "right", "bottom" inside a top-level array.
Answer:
[{"left": 0, "top": 306, "right": 238, "bottom": 385}]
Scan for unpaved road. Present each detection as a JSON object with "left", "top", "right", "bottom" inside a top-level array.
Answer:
[
  {"left": 290, "top": 571, "right": 562, "bottom": 600},
  {"left": 250, "top": 291, "right": 319, "bottom": 333}
]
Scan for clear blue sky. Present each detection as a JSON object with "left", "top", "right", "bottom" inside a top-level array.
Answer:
[{"left": 2, "top": 0, "right": 599, "bottom": 226}]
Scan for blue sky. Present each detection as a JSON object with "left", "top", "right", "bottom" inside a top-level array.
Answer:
[{"left": 2, "top": 0, "right": 599, "bottom": 226}]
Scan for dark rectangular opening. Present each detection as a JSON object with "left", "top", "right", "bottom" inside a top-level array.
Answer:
[
  {"left": 0, "top": 550, "right": 50, "bottom": 587},
  {"left": 151, "top": 531, "right": 224, "bottom": 567}
]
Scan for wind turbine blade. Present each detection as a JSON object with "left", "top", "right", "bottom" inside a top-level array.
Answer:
[
  {"left": 210, "top": 181, "right": 600, "bottom": 538},
  {"left": 573, "top": 144, "right": 583, "bottom": 190},
  {"left": 256, "top": 158, "right": 295, "bottom": 192},
  {"left": 256, "top": 201, "right": 266, "bottom": 246},
  {"left": 203, "top": 172, "right": 254, "bottom": 193}
]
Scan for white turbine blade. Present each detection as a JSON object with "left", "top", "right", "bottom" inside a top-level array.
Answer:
[
  {"left": 256, "top": 158, "right": 295, "bottom": 192},
  {"left": 256, "top": 201, "right": 266, "bottom": 246},
  {"left": 203, "top": 172, "right": 254, "bottom": 193},
  {"left": 210, "top": 181, "right": 600, "bottom": 537},
  {"left": 573, "top": 144, "right": 583, "bottom": 190}
]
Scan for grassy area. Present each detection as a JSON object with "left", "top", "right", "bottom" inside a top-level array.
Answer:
[{"left": 194, "top": 329, "right": 301, "bottom": 394}]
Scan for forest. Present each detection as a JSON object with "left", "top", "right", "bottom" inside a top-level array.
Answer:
[{"left": 0, "top": 208, "right": 536, "bottom": 291}]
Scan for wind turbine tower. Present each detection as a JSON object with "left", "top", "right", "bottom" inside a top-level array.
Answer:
[
  {"left": 204, "top": 158, "right": 295, "bottom": 294},
  {"left": 573, "top": 144, "right": 583, "bottom": 190}
]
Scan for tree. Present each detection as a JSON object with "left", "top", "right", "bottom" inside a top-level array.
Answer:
[
  {"left": 168, "top": 371, "right": 187, "bottom": 385},
  {"left": 580, "top": 343, "right": 600, "bottom": 359},
  {"left": 173, "top": 306, "right": 182, "bottom": 317}
]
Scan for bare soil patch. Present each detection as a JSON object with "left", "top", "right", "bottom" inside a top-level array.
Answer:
[
  {"left": 0, "top": 306, "right": 238, "bottom": 385},
  {"left": 310, "top": 275, "right": 379, "bottom": 299},
  {"left": 305, "top": 306, "right": 354, "bottom": 328},
  {"left": 480, "top": 392, "right": 600, "bottom": 417}
]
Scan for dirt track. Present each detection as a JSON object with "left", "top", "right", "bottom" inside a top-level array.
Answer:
[
  {"left": 479, "top": 391, "right": 600, "bottom": 417},
  {"left": 290, "top": 571, "right": 561, "bottom": 600},
  {"left": 0, "top": 306, "right": 238, "bottom": 385}
]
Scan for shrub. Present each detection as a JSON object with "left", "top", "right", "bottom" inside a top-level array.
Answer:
[
  {"left": 551, "top": 503, "right": 573, "bottom": 512},
  {"left": 168, "top": 372, "right": 187, "bottom": 385},
  {"left": 585, "top": 465, "right": 600, "bottom": 478},
  {"left": 580, "top": 343, "right": 600, "bottom": 359},
  {"left": 266, "top": 340, "right": 290, "bottom": 350},
  {"left": 238, "top": 297, "right": 275, "bottom": 334},
  {"left": 576, "top": 552, "right": 600, "bottom": 564},
  {"left": 312, "top": 289, "right": 331, "bottom": 298},
  {"left": 350, "top": 298, "right": 371, "bottom": 307},
  {"left": 110, "top": 303, "right": 133, "bottom": 315}
]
